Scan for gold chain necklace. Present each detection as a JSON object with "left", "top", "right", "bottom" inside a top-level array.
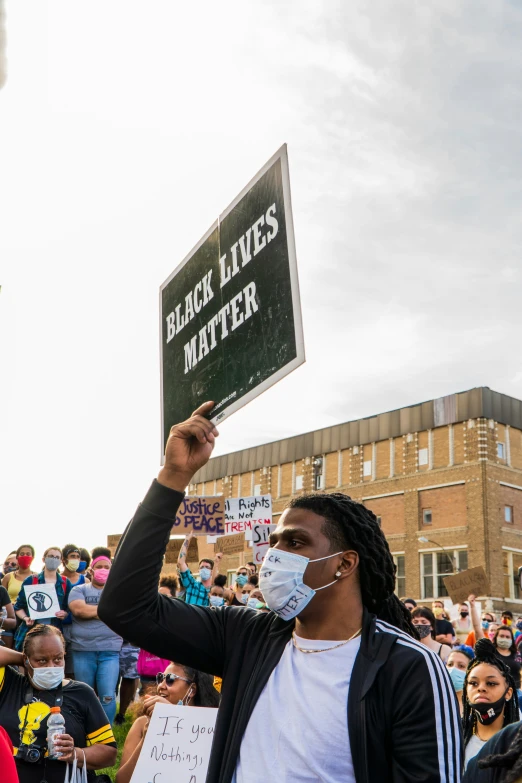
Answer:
[{"left": 292, "top": 627, "right": 362, "bottom": 654}]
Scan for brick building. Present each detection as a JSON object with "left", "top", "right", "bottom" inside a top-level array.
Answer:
[{"left": 185, "top": 387, "right": 522, "bottom": 612}]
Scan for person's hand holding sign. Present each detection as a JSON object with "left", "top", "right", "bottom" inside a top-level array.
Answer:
[{"left": 158, "top": 401, "right": 219, "bottom": 493}]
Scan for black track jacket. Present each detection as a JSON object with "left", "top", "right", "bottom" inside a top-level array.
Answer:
[{"left": 99, "top": 480, "right": 463, "bottom": 783}]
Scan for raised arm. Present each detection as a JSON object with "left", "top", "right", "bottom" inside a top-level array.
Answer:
[
  {"left": 99, "top": 403, "right": 232, "bottom": 676},
  {"left": 212, "top": 552, "right": 223, "bottom": 582},
  {"left": 468, "top": 594, "right": 484, "bottom": 640},
  {"left": 177, "top": 531, "right": 194, "bottom": 573}
]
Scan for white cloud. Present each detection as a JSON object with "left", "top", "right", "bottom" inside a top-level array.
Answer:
[{"left": 1, "top": 0, "right": 522, "bottom": 560}]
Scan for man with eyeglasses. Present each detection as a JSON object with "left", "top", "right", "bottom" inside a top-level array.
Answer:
[{"left": 0, "top": 554, "right": 17, "bottom": 581}]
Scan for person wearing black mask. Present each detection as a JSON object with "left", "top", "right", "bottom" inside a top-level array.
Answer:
[
  {"left": 453, "top": 602, "right": 472, "bottom": 644},
  {"left": 462, "top": 638, "right": 519, "bottom": 770}
]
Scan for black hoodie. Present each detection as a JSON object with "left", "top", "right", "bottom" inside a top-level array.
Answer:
[{"left": 99, "top": 479, "right": 463, "bottom": 783}]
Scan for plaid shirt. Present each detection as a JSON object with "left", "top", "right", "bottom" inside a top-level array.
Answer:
[{"left": 179, "top": 569, "right": 210, "bottom": 606}]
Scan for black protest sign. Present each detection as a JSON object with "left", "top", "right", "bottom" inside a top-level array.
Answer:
[{"left": 160, "top": 145, "right": 304, "bottom": 453}]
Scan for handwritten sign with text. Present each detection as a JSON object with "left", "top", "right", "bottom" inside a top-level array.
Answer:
[
  {"left": 130, "top": 703, "right": 217, "bottom": 783},
  {"left": 225, "top": 495, "right": 272, "bottom": 537},
  {"left": 214, "top": 533, "right": 245, "bottom": 556},
  {"left": 443, "top": 567, "right": 490, "bottom": 604},
  {"left": 173, "top": 497, "right": 225, "bottom": 537},
  {"left": 252, "top": 523, "right": 277, "bottom": 565}
]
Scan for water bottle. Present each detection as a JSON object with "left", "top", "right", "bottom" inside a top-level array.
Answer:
[{"left": 47, "top": 707, "right": 66, "bottom": 759}]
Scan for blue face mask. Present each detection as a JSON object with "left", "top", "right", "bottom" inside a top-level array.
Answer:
[
  {"left": 236, "top": 575, "right": 248, "bottom": 587},
  {"left": 482, "top": 620, "right": 490, "bottom": 630},
  {"left": 209, "top": 596, "right": 224, "bottom": 608},
  {"left": 79, "top": 561, "right": 87, "bottom": 572},
  {"left": 241, "top": 593, "right": 249, "bottom": 604},
  {"left": 448, "top": 666, "right": 466, "bottom": 692},
  {"left": 199, "top": 567, "right": 211, "bottom": 582}
]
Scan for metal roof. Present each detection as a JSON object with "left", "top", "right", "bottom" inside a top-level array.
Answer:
[{"left": 193, "top": 387, "right": 522, "bottom": 483}]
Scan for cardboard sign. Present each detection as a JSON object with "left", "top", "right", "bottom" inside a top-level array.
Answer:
[
  {"left": 172, "top": 497, "right": 225, "bottom": 537},
  {"left": 129, "top": 703, "right": 217, "bottom": 783},
  {"left": 225, "top": 495, "right": 272, "bottom": 538},
  {"left": 25, "top": 583, "right": 61, "bottom": 620},
  {"left": 443, "top": 566, "right": 490, "bottom": 604},
  {"left": 214, "top": 532, "right": 245, "bottom": 556},
  {"left": 164, "top": 538, "right": 199, "bottom": 564},
  {"left": 160, "top": 145, "right": 305, "bottom": 455},
  {"left": 252, "top": 523, "right": 277, "bottom": 565}
]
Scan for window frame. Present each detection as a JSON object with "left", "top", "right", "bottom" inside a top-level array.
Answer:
[
  {"left": 422, "top": 508, "right": 433, "bottom": 525},
  {"left": 420, "top": 549, "right": 468, "bottom": 599},
  {"left": 392, "top": 553, "right": 405, "bottom": 596},
  {"left": 498, "top": 442, "right": 505, "bottom": 460},
  {"left": 503, "top": 549, "right": 522, "bottom": 600},
  {"left": 418, "top": 448, "right": 429, "bottom": 466},
  {"left": 505, "top": 505, "right": 514, "bottom": 524}
]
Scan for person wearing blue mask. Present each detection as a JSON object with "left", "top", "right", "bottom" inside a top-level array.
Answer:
[
  {"left": 447, "top": 645, "right": 475, "bottom": 716},
  {"left": 177, "top": 532, "right": 221, "bottom": 606},
  {"left": 233, "top": 567, "right": 249, "bottom": 605},
  {"left": 209, "top": 585, "right": 225, "bottom": 609},
  {"left": 99, "top": 401, "right": 462, "bottom": 783}
]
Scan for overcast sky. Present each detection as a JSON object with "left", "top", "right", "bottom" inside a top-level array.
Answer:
[{"left": 1, "top": 1, "right": 521, "bottom": 561}]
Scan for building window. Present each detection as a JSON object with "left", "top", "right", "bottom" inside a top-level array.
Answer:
[
  {"left": 421, "top": 550, "right": 468, "bottom": 598},
  {"left": 418, "top": 448, "right": 428, "bottom": 466},
  {"left": 393, "top": 555, "right": 405, "bottom": 596},
  {"left": 498, "top": 442, "right": 505, "bottom": 459},
  {"left": 253, "top": 484, "right": 261, "bottom": 496},
  {"left": 422, "top": 508, "right": 432, "bottom": 525},
  {"left": 363, "top": 460, "right": 372, "bottom": 477},
  {"left": 505, "top": 505, "right": 514, "bottom": 524},
  {"left": 295, "top": 475, "right": 304, "bottom": 491},
  {"left": 503, "top": 550, "right": 522, "bottom": 600},
  {"left": 313, "top": 457, "right": 325, "bottom": 490}
]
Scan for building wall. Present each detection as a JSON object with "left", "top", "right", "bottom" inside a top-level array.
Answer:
[{"left": 107, "top": 417, "right": 522, "bottom": 611}]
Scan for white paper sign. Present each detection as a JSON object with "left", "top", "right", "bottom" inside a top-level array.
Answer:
[
  {"left": 25, "top": 583, "right": 60, "bottom": 620},
  {"left": 225, "top": 495, "right": 272, "bottom": 538},
  {"left": 252, "top": 523, "right": 277, "bottom": 565},
  {"left": 130, "top": 703, "right": 218, "bottom": 783}
]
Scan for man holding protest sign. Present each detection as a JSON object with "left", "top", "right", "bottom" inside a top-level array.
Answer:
[
  {"left": 177, "top": 531, "right": 222, "bottom": 606},
  {"left": 100, "top": 402, "right": 462, "bottom": 783}
]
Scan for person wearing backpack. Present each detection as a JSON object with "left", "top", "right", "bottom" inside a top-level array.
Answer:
[{"left": 14, "top": 546, "right": 72, "bottom": 651}]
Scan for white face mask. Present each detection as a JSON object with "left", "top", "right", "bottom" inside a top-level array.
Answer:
[
  {"left": 26, "top": 662, "right": 64, "bottom": 690},
  {"left": 259, "top": 548, "right": 343, "bottom": 621}
]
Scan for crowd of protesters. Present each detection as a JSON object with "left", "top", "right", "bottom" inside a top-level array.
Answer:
[{"left": 4, "top": 404, "right": 522, "bottom": 781}]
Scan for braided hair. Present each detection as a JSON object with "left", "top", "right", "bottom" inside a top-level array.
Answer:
[
  {"left": 462, "top": 638, "right": 519, "bottom": 746},
  {"left": 288, "top": 493, "right": 417, "bottom": 636},
  {"left": 23, "top": 624, "right": 65, "bottom": 657}
]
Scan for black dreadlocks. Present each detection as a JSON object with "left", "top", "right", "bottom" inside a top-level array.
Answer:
[
  {"left": 288, "top": 493, "right": 417, "bottom": 637},
  {"left": 462, "top": 638, "right": 519, "bottom": 746}
]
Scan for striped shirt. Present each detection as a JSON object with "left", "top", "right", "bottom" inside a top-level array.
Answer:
[
  {"left": 179, "top": 569, "right": 210, "bottom": 606},
  {"left": 376, "top": 618, "right": 463, "bottom": 783}
]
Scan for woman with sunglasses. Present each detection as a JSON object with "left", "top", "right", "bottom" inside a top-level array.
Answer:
[{"left": 116, "top": 662, "right": 220, "bottom": 783}]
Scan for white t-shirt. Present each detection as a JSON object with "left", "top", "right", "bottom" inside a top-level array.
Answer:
[
  {"left": 464, "top": 734, "right": 486, "bottom": 769},
  {"left": 232, "top": 633, "right": 361, "bottom": 783}
]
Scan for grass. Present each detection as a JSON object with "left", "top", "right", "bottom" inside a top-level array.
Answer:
[{"left": 98, "top": 714, "right": 132, "bottom": 782}]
